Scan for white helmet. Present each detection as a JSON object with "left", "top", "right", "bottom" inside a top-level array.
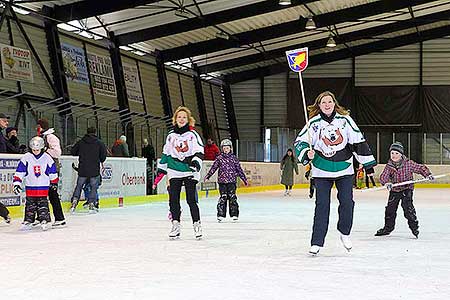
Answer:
[
  {"left": 220, "top": 139, "right": 233, "bottom": 151},
  {"left": 29, "top": 136, "right": 45, "bottom": 151}
]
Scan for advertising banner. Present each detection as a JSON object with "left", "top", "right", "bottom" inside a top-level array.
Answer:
[
  {"left": 123, "top": 62, "right": 143, "bottom": 103},
  {"left": 87, "top": 53, "right": 117, "bottom": 97},
  {"left": 0, "top": 44, "right": 33, "bottom": 83},
  {"left": 61, "top": 43, "right": 89, "bottom": 84}
]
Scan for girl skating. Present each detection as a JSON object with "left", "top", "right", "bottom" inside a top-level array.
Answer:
[
  {"left": 204, "top": 139, "right": 248, "bottom": 222},
  {"left": 280, "top": 148, "right": 298, "bottom": 196}
]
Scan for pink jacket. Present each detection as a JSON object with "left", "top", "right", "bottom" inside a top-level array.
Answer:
[{"left": 42, "top": 128, "right": 62, "bottom": 158}]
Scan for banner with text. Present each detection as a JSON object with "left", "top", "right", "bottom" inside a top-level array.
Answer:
[
  {"left": 87, "top": 53, "right": 117, "bottom": 97},
  {"left": 61, "top": 43, "right": 89, "bottom": 84},
  {"left": 0, "top": 44, "right": 33, "bottom": 83}
]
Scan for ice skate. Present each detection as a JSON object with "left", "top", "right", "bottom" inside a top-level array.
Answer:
[
  {"left": 340, "top": 234, "right": 352, "bottom": 252},
  {"left": 52, "top": 220, "right": 66, "bottom": 228},
  {"left": 374, "top": 227, "right": 393, "bottom": 236},
  {"left": 20, "top": 222, "right": 33, "bottom": 231},
  {"left": 217, "top": 216, "right": 224, "bottom": 223},
  {"left": 169, "top": 220, "right": 180, "bottom": 239},
  {"left": 193, "top": 221, "right": 202, "bottom": 239},
  {"left": 4, "top": 215, "right": 11, "bottom": 224},
  {"left": 40, "top": 220, "right": 49, "bottom": 231},
  {"left": 70, "top": 198, "right": 79, "bottom": 214},
  {"left": 88, "top": 203, "right": 97, "bottom": 214},
  {"left": 284, "top": 190, "right": 288, "bottom": 196},
  {"left": 31, "top": 220, "right": 41, "bottom": 227},
  {"left": 231, "top": 216, "right": 239, "bottom": 222},
  {"left": 309, "top": 245, "right": 321, "bottom": 256},
  {"left": 411, "top": 228, "right": 419, "bottom": 239}
]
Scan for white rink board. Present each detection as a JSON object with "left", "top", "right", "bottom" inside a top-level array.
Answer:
[{"left": 0, "top": 154, "right": 146, "bottom": 207}]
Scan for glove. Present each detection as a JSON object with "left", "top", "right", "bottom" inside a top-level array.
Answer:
[
  {"left": 13, "top": 185, "right": 22, "bottom": 195},
  {"left": 189, "top": 160, "right": 201, "bottom": 172},
  {"left": 50, "top": 183, "right": 58, "bottom": 191},
  {"left": 385, "top": 183, "right": 393, "bottom": 191},
  {"left": 427, "top": 175, "right": 435, "bottom": 181}
]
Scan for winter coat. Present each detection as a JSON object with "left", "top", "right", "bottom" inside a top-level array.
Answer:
[
  {"left": 111, "top": 140, "right": 129, "bottom": 157},
  {"left": 0, "top": 130, "right": 7, "bottom": 153},
  {"left": 157, "top": 124, "right": 204, "bottom": 182},
  {"left": 294, "top": 111, "right": 376, "bottom": 178},
  {"left": 6, "top": 135, "right": 22, "bottom": 153},
  {"left": 41, "top": 128, "right": 62, "bottom": 158},
  {"left": 379, "top": 157, "right": 431, "bottom": 192},
  {"left": 204, "top": 143, "right": 220, "bottom": 160},
  {"left": 142, "top": 144, "right": 156, "bottom": 163},
  {"left": 280, "top": 157, "right": 298, "bottom": 186},
  {"left": 205, "top": 152, "right": 247, "bottom": 184},
  {"left": 71, "top": 134, "right": 107, "bottom": 177}
]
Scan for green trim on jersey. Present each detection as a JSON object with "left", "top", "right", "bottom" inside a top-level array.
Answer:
[
  {"left": 166, "top": 156, "right": 191, "bottom": 172},
  {"left": 312, "top": 155, "right": 351, "bottom": 172},
  {"left": 363, "top": 159, "right": 377, "bottom": 167},
  {"left": 335, "top": 116, "right": 361, "bottom": 133}
]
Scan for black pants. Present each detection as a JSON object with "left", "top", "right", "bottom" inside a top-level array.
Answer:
[
  {"left": 48, "top": 187, "right": 65, "bottom": 221},
  {"left": 0, "top": 202, "right": 9, "bottom": 220},
  {"left": 218, "top": 183, "right": 239, "bottom": 218},
  {"left": 284, "top": 185, "right": 293, "bottom": 190},
  {"left": 25, "top": 197, "right": 50, "bottom": 223},
  {"left": 383, "top": 189, "right": 418, "bottom": 232},
  {"left": 365, "top": 175, "right": 376, "bottom": 188},
  {"left": 312, "top": 175, "right": 354, "bottom": 247},
  {"left": 309, "top": 178, "right": 315, "bottom": 197},
  {"left": 169, "top": 177, "right": 200, "bottom": 223}
]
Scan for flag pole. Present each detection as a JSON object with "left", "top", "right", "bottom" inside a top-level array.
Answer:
[{"left": 298, "top": 71, "right": 312, "bottom": 150}]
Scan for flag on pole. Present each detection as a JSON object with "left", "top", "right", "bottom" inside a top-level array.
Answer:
[{"left": 285, "top": 48, "right": 308, "bottom": 73}]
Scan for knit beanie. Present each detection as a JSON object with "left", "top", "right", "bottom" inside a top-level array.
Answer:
[{"left": 389, "top": 142, "right": 404, "bottom": 155}]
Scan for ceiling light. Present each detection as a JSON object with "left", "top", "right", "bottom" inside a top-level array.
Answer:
[
  {"left": 119, "top": 46, "right": 134, "bottom": 51},
  {"left": 279, "top": 0, "right": 292, "bottom": 5},
  {"left": 326, "top": 34, "right": 336, "bottom": 47},
  {"left": 215, "top": 31, "right": 230, "bottom": 40},
  {"left": 305, "top": 17, "right": 316, "bottom": 30}
]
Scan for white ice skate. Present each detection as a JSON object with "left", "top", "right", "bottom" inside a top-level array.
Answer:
[
  {"left": 284, "top": 190, "right": 288, "bottom": 196},
  {"left": 217, "top": 216, "right": 224, "bottom": 223},
  {"left": 309, "top": 245, "right": 321, "bottom": 256},
  {"left": 193, "top": 221, "right": 202, "bottom": 239},
  {"left": 340, "top": 234, "right": 352, "bottom": 252},
  {"left": 231, "top": 216, "right": 239, "bottom": 222},
  {"left": 52, "top": 220, "right": 66, "bottom": 228},
  {"left": 287, "top": 190, "right": 292, "bottom": 196},
  {"left": 40, "top": 220, "right": 49, "bottom": 231},
  {"left": 70, "top": 199, "right": 78, "bottom": 214},
  {"left": 20, "top": 222, "right": 33, "bottom": 231},
  {"left": 88, "top": 203, "right": 97, "bottom": 214},
  {"left": 169, "top": 220, "right": 180, "bottom": 239}
]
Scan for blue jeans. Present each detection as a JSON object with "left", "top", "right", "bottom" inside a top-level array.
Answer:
[
  {"left": 311, "top": 175, "right": 354, "bottom": 247},
  {"left": 71, "top": 176, "right": 98, "bottom": 205}
]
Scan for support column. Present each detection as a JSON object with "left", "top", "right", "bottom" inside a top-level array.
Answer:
[
  {"left": 193, "top": 65, "right": 209, "bottom": 139},
  {"left": 222, "top": 82, "right": 239, "bottom": 142},
  {"left": 109, "top": 32, "right": 134, "bottom": 155},
  {"left": 155, "top": 50, "right": 173, "bottom": 127}
]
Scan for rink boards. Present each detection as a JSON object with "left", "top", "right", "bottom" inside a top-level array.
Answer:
[{"left": 0, "top": 154, "right": 147, "bottom": 208}]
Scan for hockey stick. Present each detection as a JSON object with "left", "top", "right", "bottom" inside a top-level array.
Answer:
[{"left": 358, "top": 173, "right": 449, "bottom": 192}]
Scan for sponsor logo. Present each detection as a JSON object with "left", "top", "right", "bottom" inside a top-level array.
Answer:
[
  {"left": 121, "top": 173, "right": 146, "bottom": 185},
  {"left": 101, "top": 164, "right": 113, "bottom": 181}
]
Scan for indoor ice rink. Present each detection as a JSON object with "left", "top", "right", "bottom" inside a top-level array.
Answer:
[
  {"left": 1, "top": 188, "right": 449, "bottom": 299},
  {"left": 2, "top": 0, "right": 450, "bottom": 299}
]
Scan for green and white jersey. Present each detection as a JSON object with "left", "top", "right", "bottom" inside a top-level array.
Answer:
[
  {"left": 158, "top": 127, "right": 204, "bottom": 181},
  {"left": 294, "top": 112, "right": 376, "bottom": 178}
]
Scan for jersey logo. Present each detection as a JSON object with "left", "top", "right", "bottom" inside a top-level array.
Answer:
[
  {"left": 321, "top": 125, "right": 344, "bottom": 146},
  {"left": 175, "top": 141, "right": 189, "bottom": 153},
  {"left": 33, "top": 165, "right": 41, "bottom": 177}
]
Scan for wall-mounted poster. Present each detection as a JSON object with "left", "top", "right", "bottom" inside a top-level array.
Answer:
[
  {"left": 61, "top": 43, "right": 89, "bottom": 84},
  {"left": 123, "top": 62, "right": 143, "bottom": 103},
  {"left": 87, "top": 53, "right": 116, "bottom": 97},
  {"left": 0, "top": 44, "right": 33, "bottom": 83}
]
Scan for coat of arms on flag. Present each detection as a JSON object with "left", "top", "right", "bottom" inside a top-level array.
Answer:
[{"left": 285, "top": 48, "right": 308, "bottom": 73}]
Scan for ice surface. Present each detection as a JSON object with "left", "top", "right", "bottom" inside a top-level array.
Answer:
[{"left": 1, "top": 188, "right": 449, "bottom": 300}]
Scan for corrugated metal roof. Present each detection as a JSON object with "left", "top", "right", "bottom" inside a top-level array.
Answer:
[{"left": 13, "top": 0, "right": 450, "bottom": 78}]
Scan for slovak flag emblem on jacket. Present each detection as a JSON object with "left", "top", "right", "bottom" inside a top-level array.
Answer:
[{"left": 33, "top": 165, "right": 41, "bottom": 177}]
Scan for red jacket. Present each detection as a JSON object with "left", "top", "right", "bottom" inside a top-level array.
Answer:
[{"left": 204, "top": 143, "right": 220, "bottom": 161}]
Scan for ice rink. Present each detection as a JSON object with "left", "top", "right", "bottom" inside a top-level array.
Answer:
[{"left": 1, "top": 188, "right": 449, "bottom": 300}]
